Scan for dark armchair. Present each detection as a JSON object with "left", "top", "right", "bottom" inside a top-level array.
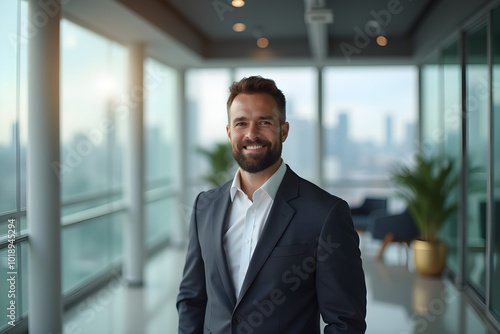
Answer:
[
  {"left": 350, "top": 198, "right": 387, "bottom": 231},
  {"left": 368, "top": 209, "right": 419, "bottom": 260}
]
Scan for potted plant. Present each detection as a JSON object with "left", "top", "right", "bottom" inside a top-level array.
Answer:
[
  {"left": 197, "top": 143, "right": 235, "bottom": 187},
  {"left": 391, "top": 154, "right": 458, "bottom": 276}
]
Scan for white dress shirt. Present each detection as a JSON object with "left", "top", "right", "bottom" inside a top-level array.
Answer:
[{"left": 223, "top": 161, "right": 287, "bottom": 298}]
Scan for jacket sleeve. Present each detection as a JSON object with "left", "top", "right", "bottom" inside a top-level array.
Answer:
[
  {"left": 317, "top": 199, "right": 367, "bottom": 334},
  {"left": 176, "top": 193, "right": 207, "bottom": 334}
]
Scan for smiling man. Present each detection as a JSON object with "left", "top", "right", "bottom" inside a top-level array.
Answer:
[{"left": 177, "top": 76, "right": 367, "bottom": 334}]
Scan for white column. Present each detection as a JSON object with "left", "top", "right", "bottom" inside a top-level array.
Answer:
[
  {"left": 123, "top": 43, "right": 145, "bottom": 285},
  {"left": 27, "top": 0, "right": 62, "bottom": 333},
  {"left": 176, "top": 69, "right": 191, "bottom": 241}
]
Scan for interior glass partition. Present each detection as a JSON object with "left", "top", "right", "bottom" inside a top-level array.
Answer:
[
  {"left": 441, "top": 40, "right": 461, "bottom": 275},
  {"left": 465, "top": 24, "right": 488, "bottom": 296},
  {"left": 491, "top": 6, "right": 500, "bottom": 319}
]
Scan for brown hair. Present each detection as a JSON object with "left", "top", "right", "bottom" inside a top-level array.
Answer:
[{"left": 226, "top": 76, "right": 286, "bottom": 124}]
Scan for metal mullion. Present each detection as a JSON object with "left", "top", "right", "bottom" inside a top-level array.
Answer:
[
  {"left": 15, "top": 0, "right": 25, "bottom": 321},
  {"left": 317, "top": 66, "right": 323, "bottom": 188},
  {"left": 61, "top": 189, "right": 122, "bottom": 207},
  {"left": 458, "top": 28, "right": 468, "bottom": 288},
  {"left": 15, "top": 0, "right": 22, "bottom": 223},
  {"left": 417, "top": 64, "right": 422, "bottom": 150},
  {"left": 439, "top": 49, "right": 445, "bottom": 163},
  {"left": 485, "top": 9, "right": 494, "bottom": 313},
  {"left": 0, "top": 212, "right": 21, "bottom": 222},
  {"left": 61, "top": 199, "right": 126, "bottom": 228},
  {"left": 0, "top": 235, "right": 29, "bottom": 249}
]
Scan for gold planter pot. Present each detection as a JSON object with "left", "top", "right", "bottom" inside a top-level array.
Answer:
[{"left": 413, "top": 240, "right": 447, "bottom": 276}]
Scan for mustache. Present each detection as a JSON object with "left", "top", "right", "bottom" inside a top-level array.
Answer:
[{"left": 237, "top": 139, "right": 271, "bottom": 149}]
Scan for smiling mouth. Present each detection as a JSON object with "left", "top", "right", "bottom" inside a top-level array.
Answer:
[{"left": 245, "top": 145, "right": 264, "bottom": 150}]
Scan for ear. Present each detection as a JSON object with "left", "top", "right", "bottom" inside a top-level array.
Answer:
[
  {"left": 226, "top": 125, "right": 231, "bottom": 141},
  {"left": 281, "top": 122, "right": 289, "bottom": 142}
]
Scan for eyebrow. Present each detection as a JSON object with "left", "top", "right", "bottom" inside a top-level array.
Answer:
[{"left": 232, "top": 116, "right": 274, "bottom": 123}]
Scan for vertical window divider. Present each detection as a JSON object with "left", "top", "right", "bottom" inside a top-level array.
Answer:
[
  {"left": 15, "top": 0, "right": 24, "bottom": 319},
  {"left": 316, "top": 66, "right": 324, "bottom": 188},
  {"left": 438, "top": 49, "right": 445, "bottom": 163},
  {"left": 458, "top": 28, "right": 468, "bottom": 289},
  {"left": 485, "top": 8, "right": 494, "bottom": 313}
]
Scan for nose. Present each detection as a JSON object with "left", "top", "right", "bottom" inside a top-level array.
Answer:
[{"left": 246, "top": 122, "right": 259, "bottom": 140}]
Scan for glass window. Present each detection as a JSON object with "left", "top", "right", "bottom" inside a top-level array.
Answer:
[
  {"left": 62, "top": 213, "right": 123, "bottom": 294},
  {"left": 0, "top": 0, "right": 20, "bottom": 214},
  {"left": 322, "top": 66, "right": 418, "bottom": 205},
  {"left": 0, "top": 1, "right": 28, "bottom": 330},
  {"left": 465, "top": 24, "right": 488, "bottom": 296},
  {"left": 441, "top": 40, "right": 461, "bottom": 275},
  {"left": 145, "top": 197, "right": 176, "bottom": 248},
  {"left": 185, "top": 68, "right": 232, "bottom": 196},
  {"left": 144, "top": 59, "right": 178, "bottom": 248},
  {"left": 420, "top": 57, "right": 441, "bottom": 159},
  {"left": 59, "top": 19, "right": 127, "bottom": 297},
  {"left": 0, "top": 241, "right": 28, "bottom": 331},
  {"left": 491, "top": 6, "right": 500, "bottom": 318},
  {"left": 60, "top": 19, "right": 127, "bottom": 201},
  {"left": 144, "top": 59, "right": 178, "bottom": 189},
  {"left": 234, "top": 67, "right": 318, "bottom": 182}
]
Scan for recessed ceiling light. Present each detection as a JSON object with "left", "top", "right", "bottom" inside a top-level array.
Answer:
[
  {"left": 376, "top": 36, "right": 388, "bottom": 47},
  {"left": 232, "top": 0, "right": 245, "bottom": 7},
  {"left": 233, "top": 23, "right": 246, "bottom": 32},
  {"left": 257, "top": 38, "right": 269, "bottom": 48}
]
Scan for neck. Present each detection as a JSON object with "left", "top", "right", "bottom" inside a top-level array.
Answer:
[{"left": 239, "top": 159, "right": 282, "bottom": 201}]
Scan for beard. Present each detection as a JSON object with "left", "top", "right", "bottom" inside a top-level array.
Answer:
[{"left": 232, "top": 138, "right": 282, "bottom": 173}]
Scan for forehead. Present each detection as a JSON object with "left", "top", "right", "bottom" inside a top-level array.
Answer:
[{"left": 228, "top": 93, "right": 279, "bottom": 121}]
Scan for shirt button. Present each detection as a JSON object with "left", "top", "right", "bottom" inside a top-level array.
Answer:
[
  {"left": 233, "top": 317, "right": 241, "bottom": 324},
  {"left": 242, "top": 271, "right": 246, "bottom": 276},
  {"left": 245, "top": 239, "right": 249, "bottom": 243}
]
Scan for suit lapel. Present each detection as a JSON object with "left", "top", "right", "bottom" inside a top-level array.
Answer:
[
  {"left": 236, "top": 167, "right": 299, "bottom": 304},
  {"left": 211, "top": 184, "right": 238, "bottom": 307}
]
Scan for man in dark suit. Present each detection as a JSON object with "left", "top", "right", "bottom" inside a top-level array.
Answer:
[{"left": 177, "top": 76, "right": 366, "bottom": 334}]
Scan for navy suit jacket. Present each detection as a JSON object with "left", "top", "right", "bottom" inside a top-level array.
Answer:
[{"left": 177, "top": 166, "right": 366, "bottom": 334}]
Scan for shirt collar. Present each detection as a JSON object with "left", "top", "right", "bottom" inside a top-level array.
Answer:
[{"left": 230, "top": 160, "right": 287, "bottom": 202}]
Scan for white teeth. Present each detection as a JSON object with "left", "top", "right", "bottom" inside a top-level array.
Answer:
[{"left": 246, "top": 145, "right": 263, "bottom": 150}]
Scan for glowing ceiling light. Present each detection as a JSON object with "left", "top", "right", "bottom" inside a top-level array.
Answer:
[
  {"left": 232, "top": 0, "right": 245, "bottom": 7},
  {"left": 376, "top": 36, "right": 388, "bottom": 47},
  {"left": 257, "top": 37, "right": 269, "bottom": 48},
  {"left": 233, "top": 23, "right": 246, "bottom": 32}
]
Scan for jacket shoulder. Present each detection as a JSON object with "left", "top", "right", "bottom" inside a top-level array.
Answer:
[
  {"left": 284, "top": 166, "right": 348, "bottom": 209},
  {"left": 197, "top": 180, "right": 231, "bottom": 200}
]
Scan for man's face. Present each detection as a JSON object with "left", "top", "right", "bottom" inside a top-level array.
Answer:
[{"left": 226, "top": 93, "right": 289, "bottom": 174}]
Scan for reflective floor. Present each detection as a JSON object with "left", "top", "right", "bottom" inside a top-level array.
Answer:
[{"left": 63, "top": 233, "right": 500, "bottom": 334}]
